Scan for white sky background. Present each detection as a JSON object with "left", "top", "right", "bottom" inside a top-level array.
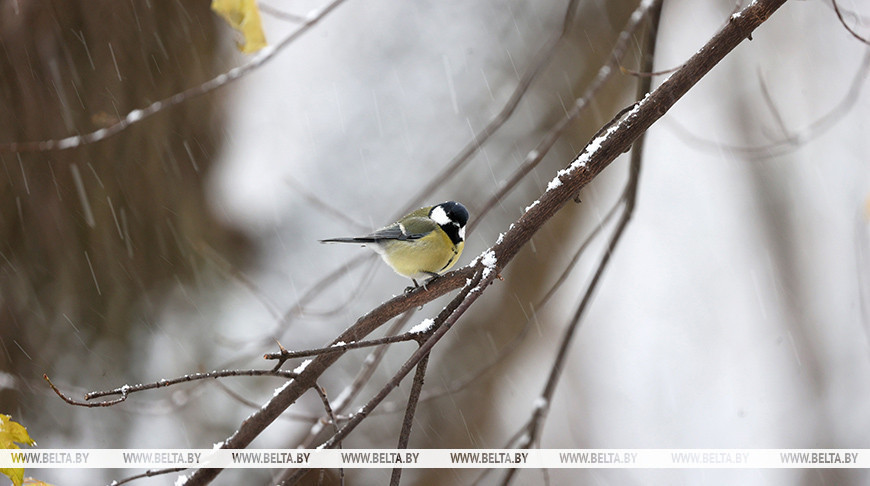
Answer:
[
  {"left": 204, "top": 0, "right": 870, "bottom": 484},
  {"left": 34, "top": 0, "right": 867, "bottom": 484}
]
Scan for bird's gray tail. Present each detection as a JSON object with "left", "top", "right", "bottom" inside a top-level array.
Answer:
[{"left": 320, "top": 237, "right": 376, "bottom": 243}]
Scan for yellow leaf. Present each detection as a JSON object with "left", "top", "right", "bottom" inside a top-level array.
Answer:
[
  {"left": 211, "top": 0, "right": 268, "bottom": 54},
  {"left": 0, "top": 467, "right": 24, "bottom": 486},
  {"left": 0, "top": 415, "right": 36, "bottom": 486},
  {"left": 0, "top": 415, "right": 35, "bottom": 449}
]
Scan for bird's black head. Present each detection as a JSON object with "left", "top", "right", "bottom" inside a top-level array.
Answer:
[{"left": 430, "top": 201, "right": 468, "bottom": 245}]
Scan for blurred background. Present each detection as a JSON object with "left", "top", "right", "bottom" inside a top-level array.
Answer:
[{"left": 1, "top": 0, "right": 868, "bottom": 484}]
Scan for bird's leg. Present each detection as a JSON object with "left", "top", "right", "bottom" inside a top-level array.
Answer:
[
  {"left": 405, "top": 279, "right": 421, "bottom": 294},
  {"left": 405, "top": 273, "right": 439, "bottom": 293},
  {"left": 421, "top": 272, "right": 441, "bottom": 289}
]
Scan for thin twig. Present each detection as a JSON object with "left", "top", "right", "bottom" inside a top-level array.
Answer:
[
  {"left": 0, "top": 0, "right": 351, "bottom": 153},
  {"left": 45, "top": 369, "right": 297, "bottom": 407},
  {"left": 203, "top": 231, "right": 376, "bottom": 362},
  {"left": 469, "top": 0, "right": 661, "bottom": 232},
  {"left": 45, "top": 374, "right": 128, "bottom": 407},
  {"left": 389, "top": 346, "right": 432, "bottom": 486},
  {"left": 266, "top": 330, "right": 422, "bottom": 366},
  {"left": 313, "top": 384, "right": 344, "bottom": 485},
  {"left": 279, "top": 256, "right": 380, "bottom": 321},
  {"left": 667, "top": 49, "right": 870, "bottom": 159},
  {"left": 399, "top": 0, "right": 582, "bottom": 215},
  {"left": 109, "top": 467, "right": 188, "bottom": 486},
  {"left": 500, "top": 1, "right": 661, "bottom": 482},
  {"left": 272, "top": 254, "right": 371, "bottom": 336},
  {"left": 259, "top": 3, "right": 308, "bottom": 23},
  {"left": 313, "top": 384, "right": 342, "bottom": 440},
  {"left": 757, "top": 68, "right": 795, "bottom": 142},
  {"left": 619, "top": 63, "right": 682, "bottom": 77},
  {"left": 195, "top": 242, "right": 283, "bottom": 321},
  {"left": 286, "top": 175, "right": 371, "bottom": 233},
  {"left": 832, "top": 0, "right": 870, "bottom": 44},
  {"left": 208, "top": 252, "right": 371, "bottom": 363},
  {"left": 214, "top": 380, "right": 320, "bottom": 422}
]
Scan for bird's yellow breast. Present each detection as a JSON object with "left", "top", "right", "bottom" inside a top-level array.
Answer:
[{"left": 380, "top": 229, "right": 464, "bottom": 279}]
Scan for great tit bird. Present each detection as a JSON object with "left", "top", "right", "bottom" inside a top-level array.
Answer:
[{"left": 321, "top": 201, "right": 469, "bottom": 287}]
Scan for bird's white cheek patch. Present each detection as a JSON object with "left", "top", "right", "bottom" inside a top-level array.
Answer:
[
  {"left": 459, "top": 226, "right": 466, "bottom": 240},
  {"left": 430, "top": 206, "right": 450, "bottom": 226}
]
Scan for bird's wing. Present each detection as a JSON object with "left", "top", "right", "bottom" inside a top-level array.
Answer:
[
  {"left": 362, "top": 224, "right": 406, "bottom": 241},
  {"left": 368, "top": 217, "right": 435, "bottom": 241},
  {"left": 396, "top": 217, "right": 437, "bottom": 239},
  {"left": 321, "top": 217, "right": 437, "bottom": 243}
]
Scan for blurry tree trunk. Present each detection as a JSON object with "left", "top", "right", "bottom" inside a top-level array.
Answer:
[{"left": 0, "top": 1, "right": 246, "bottom": 413}]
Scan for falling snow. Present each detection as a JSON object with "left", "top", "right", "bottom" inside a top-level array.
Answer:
[{"left": 70, "top": 163, "right": 96, "bottom": 227}]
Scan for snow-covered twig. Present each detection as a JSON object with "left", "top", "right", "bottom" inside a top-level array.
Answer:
[
  {"left": 44, "top": 369, "right": 298, "bottom": 407},
  {"left": 0, "top": 0, "right": 350, "bottom": 154}
]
